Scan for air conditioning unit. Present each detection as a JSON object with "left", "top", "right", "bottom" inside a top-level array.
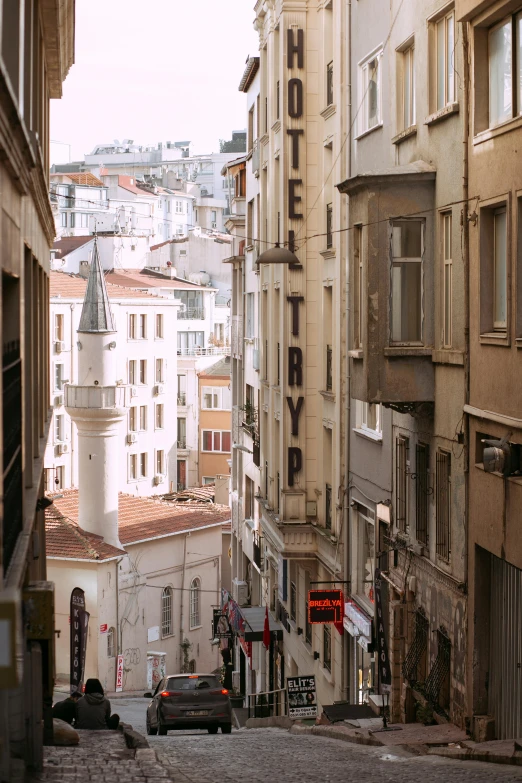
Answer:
[
  {"left": 153, "top": 474, "right": 165, "bottom": 486},
  {"left": 130, "top": 387, "right": 138, "bottom": 397},
  {"left": 54, "top": 394, "right": 64, "bottom": 407},
  {"left": 57, "top": 443, "right": 68, "bottom": 455},
  {"left": 54, "top": 341, "right": 65, "bottom": 354},
  {"left": 127, "top": 433, "right": 137, "bottom": 444},
  {"left": 154, "top": 384, "right": 164, "bottom": 396},
  {"left": 232, "top": 578, "right": 249, "bottom": 607}
]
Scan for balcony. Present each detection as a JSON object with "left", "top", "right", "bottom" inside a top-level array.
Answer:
[
  {"left": 178, "top": 307, "right": 206, "bottom": 320},
  {"left": 65, "top": 384, "right": 131, "bottom": 412},
  {"left": 337, "top": 161, "right": 436, "bottom": 407},
  {"left": 177, "top": 393, "right": 187, "bottom": 406},
  {"left": 177, "top": 438, "right": 187, "bottom": 449},
  {"left": 176, "top": 346, "right": 230, "bottom": 357}
]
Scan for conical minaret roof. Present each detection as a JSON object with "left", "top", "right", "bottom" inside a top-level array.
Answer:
[{"left": 78, "top": 239, "right": 116, "bottom": 333}]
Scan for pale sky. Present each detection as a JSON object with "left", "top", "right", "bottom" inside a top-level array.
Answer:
[{"left": 50, "top": 0, "right": 259, "bottom": 164}]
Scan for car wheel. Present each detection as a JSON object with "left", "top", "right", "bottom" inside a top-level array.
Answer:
[
  {"left": 221, "top": 723, "right": 232, "bottom": 734},
  {"left": 157, "top": 713, "right": 168, "bottom": 735},
  {"left": 207, "top": 725, "right": 219, "bottom": 734},
  {"left": 146, "top": 717, "right": 157, "bottom": 736}
]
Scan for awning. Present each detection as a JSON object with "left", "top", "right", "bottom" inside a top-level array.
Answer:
[{"left": 238, "top": 606, "right": 283, "bottom": 642}]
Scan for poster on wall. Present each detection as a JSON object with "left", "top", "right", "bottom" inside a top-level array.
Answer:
[
  {"left": 70, "top": 587, "right": 89, "bottom": 694},
  {"left": 115, "top": 654, "right": 124, "bottom": 692},
  {"left": 287, "top": 675, "right": 317, "bottom": 719}
]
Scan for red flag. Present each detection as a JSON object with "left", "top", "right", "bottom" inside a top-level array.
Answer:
[{"left": 263, "top": 604, "right": 271, "bottom": 649}]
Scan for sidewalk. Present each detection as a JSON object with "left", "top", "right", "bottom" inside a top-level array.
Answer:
[{"left": 39, "top": 729, "right": 171, "bottom": 782}]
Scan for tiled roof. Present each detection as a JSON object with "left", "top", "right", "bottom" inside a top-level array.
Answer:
[
  {"left": 105, "top": 271, "right": 209, "bottom": 291},
  {"left": 162, "top": 485, "right": 217, "bottom": 503},
  {"left": 50, "top": 271, "right": 159, "bottom": 300},
  {"left": 50, "top": 172, "right": 104, "bottom": 187},
  {"left": 45, "top": 490, "right": 231, "bottom": 559},
  {"left": 53, "top": 236, "right": 94, "bottom": 257},
  {"left": 199, "top": 356, "right": 231, "bottom": 378}
]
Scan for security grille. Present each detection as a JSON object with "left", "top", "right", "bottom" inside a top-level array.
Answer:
[
  {"left": 416, "top": 443, "right": 430, "bottom": 545},
  {"left": 396, "top": 437, "right": 409, "bottom": 531},
  {"left": 425, "top": 628, "right": 451, "bottom": 709},
  {"left": 402, "top": 608, "right": 429, "bottom": 684}
]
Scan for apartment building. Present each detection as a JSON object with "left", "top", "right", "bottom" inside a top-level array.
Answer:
[
  {"left": 457, "top": 0, "right": 522, "bottom": 741},
  {"left": 0, "top": 2, "right": 74, "bottom": 780},
  {"left": 45, "top": 269, "right": 180, "bottom": 495},
  {"left": 337, "top": 0, "right": 468, "bottom": 727},
  {"left": 250, "top": 0, "right": 349, "bottom": 710},
  {"left": 198, "top": 357, "right": 232, "bottom": 486}
]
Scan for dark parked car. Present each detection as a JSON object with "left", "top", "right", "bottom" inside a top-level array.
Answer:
[{"left": 145, "top": 673, "right": 232, "bottom": 735}]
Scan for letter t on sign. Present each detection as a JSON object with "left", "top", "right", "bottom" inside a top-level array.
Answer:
[{"left": 287, "top": 296, "right": 304, "bottom": 336}]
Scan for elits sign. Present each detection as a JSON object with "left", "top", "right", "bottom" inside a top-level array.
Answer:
[{"left": 308, "top": 590, "right": 343, "bottom": 624}]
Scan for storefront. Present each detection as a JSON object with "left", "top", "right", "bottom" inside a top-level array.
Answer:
[{"left": 344, "top": 600, "right": 374, "bottom": 704}]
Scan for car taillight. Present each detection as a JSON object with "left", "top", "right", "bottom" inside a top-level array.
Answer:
[
  {"left": 160, "top": 691, "right": 182, "bottom": 698},
  {"left": 210, "top": 689, "right": 229, "bottom": 695},
  {"left": 221, "top": 689, "right": 229, "bottom": 695}
]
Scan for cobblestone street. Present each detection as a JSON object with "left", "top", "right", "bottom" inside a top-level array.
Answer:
[{"left": 99, "top": 699, "right": 522, "bottom": 783}]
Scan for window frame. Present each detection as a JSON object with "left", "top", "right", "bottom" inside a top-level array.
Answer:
[
  {"left": 433, "top": 8, "right": 456, "bottom": 112},
  {"left": 390, "top": 219, "right": 425, "bottom": 346},
  {"left": 156, "top": 403, "right": 165, "bottom": 430},
  {"left": 139, "top": 451, "right": 147, "bottom": 479},
  {"left": 128, "top": 313, "right": 137, "bottom": 340},
  {"left": 400, "top": 41, "right": 416, "bottom": 130},
  {"left": 139, "top": 359, "right": 147, "bottom": 385},
  {"left": 139, "top": 405, "right": 147, "bottom": 432},
  {"left": 442, "top": 212, "right": 453, "bottom": 348},
  {"left": 326, "top": 60, "right": 334, "bottom": 107},
  {"left": 486, "top": 12, "right": 522, "bottom": 129},
  {"left": 435, "top": 449, "right": 451, "bottom": 561},
  {"left": 326, "top": 203, "right": 333, "bottom": 249},
  {"left": 54, "top": 363, "right": 64, "bottom": 391},
  {"left": 357, "top": 46, "right": 383, "bottom": 137},
  {"left": 128, "top": 360, "right": 137, "bottom": 386},
  {"left": 355, "top": 400, "right": 382, "bottom": 440},
  {"left": 201, "top": 429, "right": 231, "bottom": 453},
  {"left": 353, "top": 224, "right": 363, "bottom": 349},
  {"left": 161, "top": 586, "right": 173, "bottom": 638},
  {"left": 129, "top": 453, "right": 138, "bottom": 481},
  {"left": 156, "top": 449, "right": 165, "bottom": 475},
  {"left": 189, "top": 577, "right": 201, "bottom": 629},
  {"left": 54, "top": 313, "right": 64, "bottom": 342},
  {"left": 201, "top": 386, "right": 231, "bottom": 411},
  {"left": 156, "top": 313, "right": 164, "bottom": 339},
  {"left": 396, "top": 435, "right": 410, "bottom": 532},
  {"left": 139, "top": 313, "right": 147, "bottom": 340},
  {"left": 479, "top": 199, "right": 510, "bottom": 338},
  {"left": 155, "top": 358, "right": 164, "bottom": 384},
  {"left": 129, "top": 406, "right": 137, "bottom": 432}
]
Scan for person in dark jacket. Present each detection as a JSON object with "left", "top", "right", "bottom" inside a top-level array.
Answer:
[
  {"left": 52, "top": 691, "right": 82, "bottom": 725},
  {"left": 75, "top": 678, "right": 120, "bottom": 730}
]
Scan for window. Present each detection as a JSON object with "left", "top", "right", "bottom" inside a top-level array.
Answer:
[
  {"left": 156, "top": 313, "right": 164, "bottom": 339},
  {"left": 245, "top": 475, "right": 255, "bottom": 519},
  {"left": 356, "top": 505, "right": 375, "bottom": 601},
  {"left": 177, "top": 331, "right": 204, "bottom": 353},
  {"left": 139, "top": 405, "right": 147, "bottom": 431},
  {"left": 61, "top": 212, "right": 67, "bottom": 227},
  {"left": 156, "top": 404, "right": 164, "bottom": 430},
  {"left": 480, "top": 204, "right": 509, "bottom": 334},
  {"left": 247, "top": 199, "right": 254, "bottom": 246},
  {"left": 396, "top": 436, "right": 409, "bottom": 531},
  {"left": 326, "top": 203, "right": 333, "bottom": 249},
  {"left": 129, "top": 314, "right": 137, "bottom": 339},
  {"left": 326, "top": 344, "right": 333, "bottom": 391},
  {"left": 155, "top": 358, "right": 164, "bottom": 383},
  {"left": 177, "top": 374, "right": 187, "bottom": 405},
  {"left": 54, "top": 314, "right": 64, "bottom": 342},
  {"left": 245, "top": 292, "right": 255, "bottom": 338},
  {"left": 354, "top": 225, "right": 363, "bottom": 349},
  {"left": 391, "top": 220, "right": 424, "bottom": 344},
  {"left": 189, "top": 578, "right": 201, "bottom": 628},
  {"left": 162, "top": 586, "right": 173, "bottom": 637},
  {"left": 176, "top": 200, "right": 183, "bottom": 214},
  {"left": 442, "top": 212, "right": 453, "bottom": 347},
  {"left": 177, "top": 459, "right": 187, "bottom": 490},
  {"left": 201, "top": 430, "right": 231, "bottom": 452},
  {"left": 416, "top": 443, "right": 430, "bottom": 546},
  {"left": 54, "top": 363, "right": 64, "bottom": 390},
  {"left": 55, "top": 414, "right": 64, "bottom": 442},
  {"left": 129, "top": 454, "right": 137, "bottom": 480},
  {"left": 129, "top": 406, "right": 137, "bottom": 432},
  {"left": 290, "top": 580, "right": 297, "bottom": 622},
  {"left": 359, "top": 49, "right": 382, "bottom": 134},
  {"left": 128, "top": 360, "right": 137, "bottom": 385},
  {"left": 156, "top": 449, "right": 165, "bottom": 475},
  {"left": 488, "top": 13, "right": 522, "bottom": 127},
  {"left": 326, "top": 61, "right": 334, "bottom": 106},
  {"left": 323, "top": 624, "right": 332, "bottom": 672},
  {"left": 325, "top": 484, "right": 332, "bottom": 529},
  {"left": 401, "top": 43, "right": 415, "bottom": 128},
  {"left": 493, "top": 208, "right": 507, "bottom": 329},
  {"left": 201, "top": 386, "right": 231, "bottom": 410},
  {"left": 177, "top": 417, "right": 186, "bottom": 447},
  {"left": 203, "top": 477, "right": 215, "bottom": 485},
  {"left": 139, "top": 452, "right": 147, "bottom": 478},
  {"left": 433, "top": 9, "right": 455, "bottom": 110},
  {"left": 139, "top": 359, "right": 147, "bottom": 384},
  {"left": 355, "top": 400, "right": 382, "bottom": 437},
  {"left": 436, "top": 450, "right": 451, "bottom": 560},
  {"left": 107, "top": 627, "right": 116, "bottom": 658},
  {"left": 139, "top": 314, "right": 147, "bottom": 339},
  {"left": 276, "top": 80, "right": 280, "bottom": 119}
]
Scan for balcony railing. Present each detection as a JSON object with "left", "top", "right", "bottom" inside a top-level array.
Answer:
[
  {"left": 177, "top": 438, "right": 187, "bottom": 449},
  {"left": 3, "top": 341, "right": 23, "bottom": 572},
  {"left": 178, "top": 307, "right": 206, "bottom": 320},
  {"left": 65, "top": 384, "right": 130, "bottom": 411},
  {"left": 177, "top": 346, "right": 230, "bottom": 357},
  {"left": 177, "top": 393, "right": 187, "bottom": 406}
]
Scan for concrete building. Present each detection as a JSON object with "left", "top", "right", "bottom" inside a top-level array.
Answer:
[
  {"left": 50, "top": 171, "right": 109, "bottom": 238},
  {"left": 337, "top": 0, "right": 468, "bottom": 726},
  {"left": 198, "top": 357, "right": 232, "bottom": 486},
  {"left": 45, "top": 266, "right": 180, "bottom": 495},
  {"left": 248, "top": 0, "right": 349, "bottom": 711},
  {"left": 0, "top": 2, "right": 75, "bottom": 780},
  {"left": 457, "top": 0, "right": 522, "bottom": 741}
]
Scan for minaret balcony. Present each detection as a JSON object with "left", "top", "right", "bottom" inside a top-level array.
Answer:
[{"left": 65, "top": 384, "right": 130, "bottom": 415}]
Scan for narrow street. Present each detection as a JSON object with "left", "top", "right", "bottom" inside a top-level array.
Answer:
[{"left": 110, "top": 699, "right": 522, "bottom": 783}]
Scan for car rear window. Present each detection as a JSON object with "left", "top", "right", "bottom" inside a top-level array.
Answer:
[{"left": 167, "top": 676, "right": 220, "bottom": 691}]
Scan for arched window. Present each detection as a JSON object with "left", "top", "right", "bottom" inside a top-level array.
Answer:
[
  {"left": 107, "top": 627, "right": 116, "bottom": 658},
  {"left": 162, "top": 586, "right": 173, "bottom": 637},
  {"left": 189, "top": 577, "right": 201, "bottom": 629}
]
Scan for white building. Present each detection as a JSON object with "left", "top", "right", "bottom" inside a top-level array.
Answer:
[
  {"left": 45, "top": 264, "right": 181, "bottom": 496},
  {"left": 50, "top": 171, "right": 109, "bottom": 238},
  {"left": 45, "top": 253, "right": 231, "bottom": 691}
]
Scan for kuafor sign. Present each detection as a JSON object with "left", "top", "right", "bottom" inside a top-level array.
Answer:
[{"left": 307, "top": 590, "right": 343, "bottom": 624}]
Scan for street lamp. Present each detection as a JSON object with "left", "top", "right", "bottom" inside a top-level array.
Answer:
[
  {"left": 256, "top": 244, "right": 300, "bottom": 265},
  {"left": 232, "top": 444, "right": 253, "bottom": 454}
]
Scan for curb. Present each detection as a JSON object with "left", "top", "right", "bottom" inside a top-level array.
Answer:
[
  {"left": 289, "top": 723, "right": 383, "bottom": 747},
  {"left": 427, "top": 746, "right": 522, "bottom": 767},
  {"left": 246, "top": 716, "right": 293, "bottom": 730},
  {"left": 120, "top": 721, "right": 150, "bottom": 750}
]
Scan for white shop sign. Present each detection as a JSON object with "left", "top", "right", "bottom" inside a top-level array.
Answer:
[{"left": 344, "top": 601, "right": 372, "bottom": 639}]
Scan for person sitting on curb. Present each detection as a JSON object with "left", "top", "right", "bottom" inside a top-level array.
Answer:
[
  {"left": 75, "top": 678, "right": 120, "bottom": 730},
  {"left": 52, "top": 691, "right": 82, "bottom": 725}
]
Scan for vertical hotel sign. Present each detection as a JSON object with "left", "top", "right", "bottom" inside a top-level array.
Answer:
[
  {"left": 70, "top": 587, "right": 89, "bottom": 693},
  {"left": 286, "top": 24, "right": 305, "bottom": 489}
]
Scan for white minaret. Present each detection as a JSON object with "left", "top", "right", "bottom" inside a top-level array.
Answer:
[{"left": 65, "top": 240, "right": 129, "bottom": 549}]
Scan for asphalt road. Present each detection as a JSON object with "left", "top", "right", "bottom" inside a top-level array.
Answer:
[{"left": 116, "top": 698, "right": 522, "bottom": 783}]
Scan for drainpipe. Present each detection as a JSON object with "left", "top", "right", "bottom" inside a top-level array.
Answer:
[
  {"left": 116, "top": 556, "right": 123, "bottom": 655},
  {"left": 462, "top": 22, "right": 470, "bottom": 598},
  {"left": 70, "top": 304, "right": 76, "bottom": 486},
  {"left": 179, "top": 533, "right": 188, "bottom": 668}
]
